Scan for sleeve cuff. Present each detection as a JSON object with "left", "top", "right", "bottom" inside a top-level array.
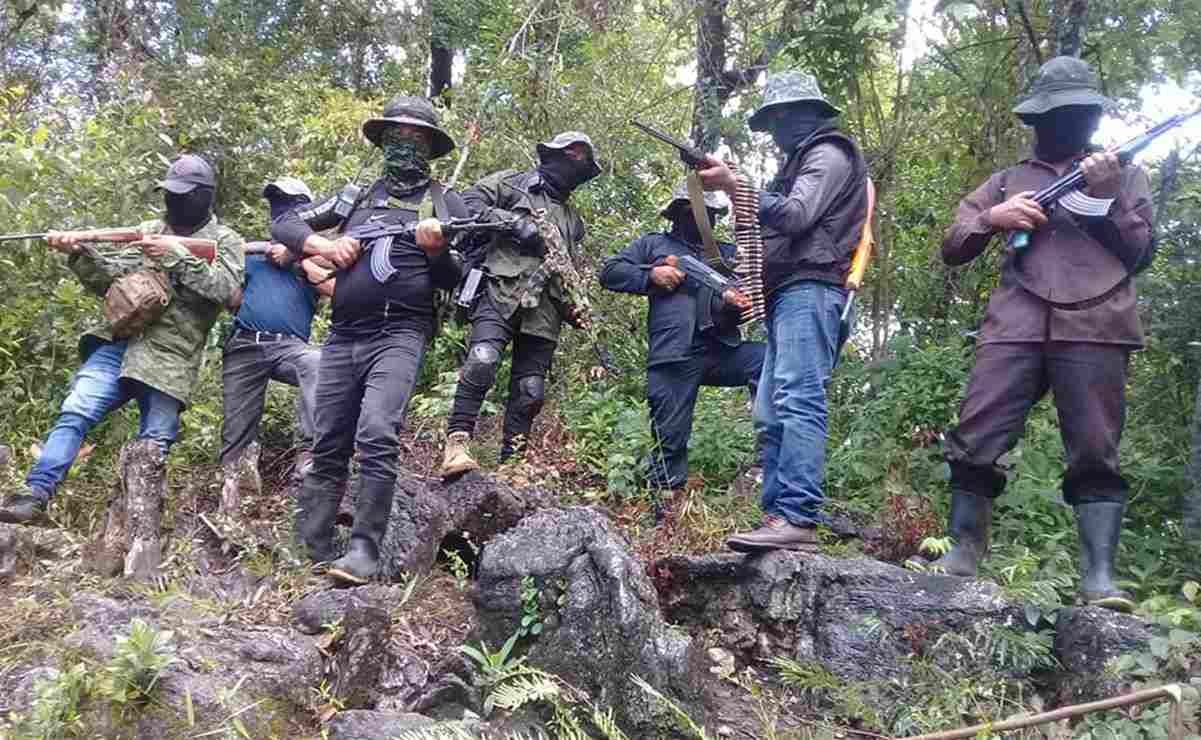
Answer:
[{"left": 1059, "top": 190, "right": 1114, "bottom": 217}]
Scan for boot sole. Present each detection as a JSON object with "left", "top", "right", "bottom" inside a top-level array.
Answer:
[
  {"left": 326, "top": 567, "right": 371, "bottom": 586},
  {"left": 440, "top": 461, "right": 480, "bottom": 479},
  {"left": 726, "top": 539, "right": 821, "bottom": 554}
]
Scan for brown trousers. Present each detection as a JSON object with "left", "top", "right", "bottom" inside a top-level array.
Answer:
[{"left": 944, "top": 342, "right": 1130, "bottom": 505}]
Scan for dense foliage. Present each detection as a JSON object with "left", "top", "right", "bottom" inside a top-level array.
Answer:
[{"left": 2, "top": 0, "right": 1201, "bottom": 735}]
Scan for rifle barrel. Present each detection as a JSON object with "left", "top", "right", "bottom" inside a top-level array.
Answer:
[{"left": 0, "top": 233, "right": 48, "bottom": 242}]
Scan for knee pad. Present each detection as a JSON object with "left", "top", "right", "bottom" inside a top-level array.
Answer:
[
  {"left": 461, "top": 343, "right": 501, "bottom": 387},
  {"left": 514, "top": 375, "right": 545, "bottom": 414}
]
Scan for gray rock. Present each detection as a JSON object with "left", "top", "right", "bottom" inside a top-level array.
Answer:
[
  {"left": 330, "top": 599, "right": 393, "bottom": 709},
  {"left": 0, "top": 524, "right": 81, "bottom": 582},
  {"left": 0, "top": 443, "right": 11, "bottom": 468},
  {"left": 655, "top": 551, "right": 1028, "bottom": 681},
  {"left": 476, "top": 506, "right": 705, "bottom": 735},
  {"left": 378, "top": 468, "right": 550, "bottom": 580},
  {"left": 292, "top": 584, "right": 405, "bottom": 635},
  {"left": 1050, "top": 606, "right": 1156, "bottom": 704},
  {"left": 327, "top": 710, "right": 438, "bottom": 739}
]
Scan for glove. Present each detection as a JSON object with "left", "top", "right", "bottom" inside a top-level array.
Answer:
[{"left": 512, "top": 217, "right": 545, "bottom": 256}]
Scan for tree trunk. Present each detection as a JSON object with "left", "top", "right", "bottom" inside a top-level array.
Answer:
[
  {"left": 429, "top": 43, "right": 453, "bottom": 99},
  {"left": 1053, "top": 0, "right": 1088, "bottom": 57},
  {"left": 690, "top": 0, "right": 727, "bottom": 150}
]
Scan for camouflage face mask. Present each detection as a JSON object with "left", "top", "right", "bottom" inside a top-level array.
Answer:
[{"left": 379, "top": 127, "right": 432, "bottom": 192}]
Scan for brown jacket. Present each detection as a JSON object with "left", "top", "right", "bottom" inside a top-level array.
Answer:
[{"left": 942, "top": 157, "right": 1154, "bottom": 347}]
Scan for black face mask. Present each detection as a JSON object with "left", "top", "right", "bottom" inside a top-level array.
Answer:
[
  {"left": 537, "top": 153, "right": 596, "bottom": 200},
  {"left": 1029, "top": 105, "right": 1100, "bottom": 162},
  {"left": 164, "top": 187, "right": 213, "bottom": 234},
  {"left": 669, "top": 208, "right": 718, "bottom": 247},
  {"left": 269, "top": 194, "right": 311, "bottom": 221},
  {"left": 768, "top": 107, "right": 829, "bottom": 153}
]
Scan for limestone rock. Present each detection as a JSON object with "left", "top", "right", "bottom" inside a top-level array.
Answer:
[
  {"left": 329, "top": 598, "right": 393, "bottom": 709},
  {"left": 1050, "top": 606, "right": 1156, "bottom": 704},
  {"left": 327, "top": 710, "right": 439, "bottom": 739},
  {"left": 475, "top": 506, "right": 705, "bottom": 735}
]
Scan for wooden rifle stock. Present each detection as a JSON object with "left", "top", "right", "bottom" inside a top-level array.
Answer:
[
  {"left": 840, "top": 178, "right": 876, "bottom": 325},
  {"left": 17, "top": 227, "right": 218, "bottom": 263}
]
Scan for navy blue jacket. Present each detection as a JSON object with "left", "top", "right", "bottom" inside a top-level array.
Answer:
[{"left": 600, "top": 232, "right": 742, "bottom": 367}]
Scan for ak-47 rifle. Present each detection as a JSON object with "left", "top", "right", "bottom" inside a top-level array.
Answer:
[
  {"left": 518, "top": 208, "right": 620, "bottom": 376},
  {"left": 0, "top": 227, "right": 218, "bottom": 262},
  {"left": 345, "top": 214, "right": 521, "bottom": 285},
  {"left": 1008, "top": 105, "right": 1201, "bottom": 250}
]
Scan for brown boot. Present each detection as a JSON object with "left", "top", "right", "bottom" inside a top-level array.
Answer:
[
  {"left": 440, "top": 431, "right": 479, "bottom": 478},
  {"left": 726, "top": 514, "right": 819, "bottom": 553}
]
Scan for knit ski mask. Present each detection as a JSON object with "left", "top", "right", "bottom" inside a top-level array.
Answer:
[
  {"left": 268, "top": 194, "right": 311, "bottom": 221},
  {"left": 670, "top": 206, "right": 718, "bottom": 247},
  {"left": 1027, "top": 105, "right": 1101, "bottom": 162},
  {"left": 768, "top": 105, "right": 831, "bottom": 153},
  {"left": 537, "top": 152, "right": 597, "bottom": 200},
  {"left": 380, "top": 127, "right": 432, "bottom": 194},
  {"left": 164, "top": 186, "right": 214, "bottom": 234}
]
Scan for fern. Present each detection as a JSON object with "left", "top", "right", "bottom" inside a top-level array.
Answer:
[
  {"left": 588, "top": 707, "right": 631, "bottom": 740},
  {"left": 629, "top": 674, "right": 713, "bottom": 740},
  {"left": 487, "top": 671, "right": 562, "bottom": 712},
  {"left": 391, "top": 725, "right": 488, "bottom": 740}
]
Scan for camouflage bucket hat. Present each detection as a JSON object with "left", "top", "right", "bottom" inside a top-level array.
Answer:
[
  {"left": 362, "top": 96, "right": 456, "bottom": 159},
  {"left": 748, "top": 71, "right": 840, "bottom": 131},
  {"left": 156, "top": 154, "right": 216, "bottom": 193},
  {"left": 659, "top": 178, "right": 728, "bottom": 219},
  {"left": 1013, "top": 56, "right": 1112, "bottom": 116},
  {"left": 536, "top": 131, "right": 602, "bottom": 179},
  {"left": 262, "top": 177, "right": 313, "bottom": 201}
]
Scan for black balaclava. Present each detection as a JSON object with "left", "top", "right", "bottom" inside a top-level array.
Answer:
[
  {"left": 537, "top": 151, "right": 596, "bottom": 201},
  {"left": 268, "top": 194, "right": 312, "bottom": 221},
  {"left": 379, "top": 126, "right": 432, "bottom": 196},
  {"left": 768, "top": 104, "right": 831, "bottom": 153},
  {"left": 669, "top": 205, "right": 719, "bottom": 247},
  {"left": 165, "top": 186, "right": 214, "bottom": 235},
  {"left": 1027, "top": 105, "right": 1101, "bottom": 163}
]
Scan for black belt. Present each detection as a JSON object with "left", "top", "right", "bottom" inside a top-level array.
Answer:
[{"left": 233, "top": 327, "right": 292, "bottom": 344}]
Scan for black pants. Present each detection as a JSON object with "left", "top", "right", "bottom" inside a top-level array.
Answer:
[
  {"left": 646, "top": 339, "right": 766, "bottom": 489},
  {"left": 448, "top": 294, "right": 556, "bottom": 452},
  {"left": 220, "top": 331, "right": 319, "bottom": 465},
  {"left": 944, "top": 342, "right": 1130, "bottom": 505},
  {"left": 308, "top": 329, "right": 426, "bottom": 487}
]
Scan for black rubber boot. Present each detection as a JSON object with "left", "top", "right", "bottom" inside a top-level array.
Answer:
[
  {"left": 327, "top": 478, "right": 393, "bottom": 585},
  {"left": 1075, "top": 502, "right": 1135, "bottom": 613},
  {"left": 932, "top": 490, "right": 993, "bottom": 577},
  {"left": 294, "top": 477, "right": 342, "bottom": 563},
  {"left": 0, "top": 491, "right": 49, "bottom": 525}
]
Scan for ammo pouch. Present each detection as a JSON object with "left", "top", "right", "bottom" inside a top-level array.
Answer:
[{"left": 103, "top": 269, "right": 171, "bottom": 338}]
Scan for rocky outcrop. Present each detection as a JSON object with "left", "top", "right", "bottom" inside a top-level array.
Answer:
[
  {"left": 377, "top": 468, "right": 551, "bottom": 580},
  {"left": 475, "top": 506, "right": 707, "bottom": 735},
  {"left": 1049, "top": 606, "right": 1155, "bottom": 704},
  {"left": 0, "top": 523, "right": 80, "bottom": 583}
]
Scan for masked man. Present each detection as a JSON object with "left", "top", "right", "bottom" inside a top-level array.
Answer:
[
  {"left": 697, "top": 71, "right": 870, "bottom": 552},
  {"left": 599, "top": 181, "right": 763, "bottom": 519},
  {"left": 0, "top": 154, "right": 244, "bottom": 581},
  {"left": 273, "top": 96, "right": 465, "bottom": 585},
  {"left": 219, "top": 178, "right": 335, "bottom": 516},
  {"left": 439, "top": 132, "right": 601, "bottom": 476},
  {"left": 932, "top": 57, "right": 1153, "bottom": 613}
]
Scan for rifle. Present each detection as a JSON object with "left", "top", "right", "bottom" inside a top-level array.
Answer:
[
  {"left": 0, "top": 227, "right": 218, "bottom": 263},
  {"left": 668, "top": 254, "right": 734, "bottom": 295},
  {"left": 1009, "top": 105, "right": 1201, "bottom": 250},
  {"left": 346, "top": 215, "right": 520, "bottom": 244}
]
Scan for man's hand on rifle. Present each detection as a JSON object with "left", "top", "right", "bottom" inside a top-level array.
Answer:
[
  {"left": 986, "top": 191, "right": 1048, "bottom": 233},
  {"left": 138, "top": 234, "right": 185, "bottom": 259},
  {"left": 415, "top": 218, "right": 448, "bottom": 256},
  {"left": 1081, "top": 151, "right": 1122, "bottom": 199},
  {"left": 696, "top": 154, "right": 738, "bottom": 196},
  {"left": 268, "top": 243, "right": 295, "bottom": 266},
  {"left": 318, "top": 236, "right": 361, "bottom": 269},
  {"left": 46, "top": 230, "right": 83, "bottom": 255},
  {"left": 723, "top": 288, "right": 752, "bottom": 311},
  {"left": 651, "top": 256, "right": 686, "bottom": 291}
]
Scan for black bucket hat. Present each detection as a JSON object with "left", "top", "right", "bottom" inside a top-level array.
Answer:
[
  {"left": 362, "top": 96, "right": 456, "bottom": 159},
  {"left": 1013, "top": 56, "right": 1113, "bottom": 117}
]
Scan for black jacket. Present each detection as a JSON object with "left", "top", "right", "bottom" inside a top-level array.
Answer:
[
  {"left": 760, "top": 125, "right": 869, "bottom": 295},
  {"left": 600, "top": 232, "right": 741, "bottom": 367},
  {"left": 271, "top": 178, "right": 465, "bottom": 338}
]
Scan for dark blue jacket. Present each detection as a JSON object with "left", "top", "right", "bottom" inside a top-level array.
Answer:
[{"left": 600, "top": 232, "right": 742, "bottom": 367}]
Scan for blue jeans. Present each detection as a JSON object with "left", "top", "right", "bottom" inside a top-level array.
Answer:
[
  {"left": 26, "top": 340, "right": 182, "bottom": 498},
  {"left": 754, "top": 281, "right": 847, "bottom": 526}
]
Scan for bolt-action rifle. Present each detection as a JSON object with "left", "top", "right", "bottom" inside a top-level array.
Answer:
[
  {"left": 0, "top": 227, "right": 217, "bottom": 262},
  {"left": 1008, "top": 105, "right": 1201, "bottom": 250}
]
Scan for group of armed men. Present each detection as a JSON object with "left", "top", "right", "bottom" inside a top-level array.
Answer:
[{"left": 0, "top": 55, "right": 1151, "bottom": 612}]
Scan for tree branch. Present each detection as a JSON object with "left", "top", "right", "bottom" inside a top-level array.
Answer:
[{"left": 1013, "top": 0, "right": 1044, "bottom": 66}]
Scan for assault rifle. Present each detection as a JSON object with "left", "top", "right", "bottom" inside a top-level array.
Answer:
[
  {"left": 1009, "top": 105, "right": 1201, "bottom": 250},
  {"left": 345, "top": 214, "right": 520, "bottom": 244},
  {"left": 0, "top": 227, "right": 217, "bottom": 263},
  {"left": 631, "top": 120, "right": 708, "bottom": 168},
  {"left": 667, "top": 254, "right": 734, "bottom": 294}
]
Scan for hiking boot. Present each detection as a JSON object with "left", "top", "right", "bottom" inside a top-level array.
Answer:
[
  {"left": 727, "top": 514, "right": 820, "bottom": 553},
  {"left": 327, "top": 536, "right": 379, "bottom": 586},
  {"left": 0, "top": 488, "right": 49, "bottom": 525},
  {"left": 931, "top": 490, "right": 993, "bottom": 577},
  {"left": 440, "top": 431, "right": 479, "bottom": 478},
  {"left": 1076, "top": 502, "right": 1135, "bottom": 613}
]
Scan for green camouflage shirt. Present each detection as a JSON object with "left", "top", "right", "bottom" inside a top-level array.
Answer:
[
  {"left": 466, "top": 169, "right": 586, "bottom": 343},
  {"left": 68, "top": 216, "right": 245, "bottom": 404}
]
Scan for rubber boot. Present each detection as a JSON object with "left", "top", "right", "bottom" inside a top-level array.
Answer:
[
  {"left": 931, "top": 490, "right": 992, "bottom": 577},
  {"left": 0, "top": 486, "right": 50, "bottom": 525},
  {"left": 327, "top": 478, "right": 394, "bottom": 585},
  {"left": 295, "top": 476, "right": 342, "bottom": 563},
  {"left": 123, "top": 439, "right": 167, "bottom": 582},
  {"left": 440, "top": 431, "right": 479, "bottom": 478},
  {"left": 1075, "top": 502, "right": 1135, "bottom": 613}
]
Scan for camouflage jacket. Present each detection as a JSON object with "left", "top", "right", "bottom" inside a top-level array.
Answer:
[
  {"left": 466, "top": 169, "right": 586, "bottom": 343},
  {"left": 69, "top": 216, "right": 245, "bottom": 404}
]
